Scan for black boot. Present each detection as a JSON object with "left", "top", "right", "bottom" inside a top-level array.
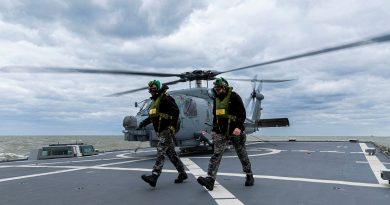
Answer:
[
  {"left": 174, "top": 172, "right": 188, "bottom": 183},
  {"left": 245, "top": 173, "right": 254, "bottom": 186},
  {"left": 197, "top": 176, "right": 215, "bottom": 191},
  {"left": 141, "top": 174, "right": 159, "bottom": 187}
]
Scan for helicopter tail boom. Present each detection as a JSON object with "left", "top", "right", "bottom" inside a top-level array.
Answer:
[{"left": 257, "top": 118, "right": 289, "bottom": 127}]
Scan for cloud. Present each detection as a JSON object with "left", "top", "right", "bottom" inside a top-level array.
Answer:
[{"left": 0, "top": 0, "right": 390, "bottom": 136}]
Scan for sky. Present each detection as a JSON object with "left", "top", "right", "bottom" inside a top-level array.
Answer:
[{"left": 1, "top": 0, "right": 390, "bottom": 136}]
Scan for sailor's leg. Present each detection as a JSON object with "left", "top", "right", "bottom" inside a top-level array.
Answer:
[
  {"left": 166, "top": 133, "right": 185, "bottom": 173},
  {"left": 232, "top": 133, "right": 254, "bottom": 186},
  {"left": 152, "top": 131, "right": 170, "bottom": 175},
  {"left": 165, "top": 132, "right": 188, "bottom": 183},
  {"left": 207, "top": 134, "right": 228, "bottom": 179},
  {"left": 232, "top": 134, "right": 252, "bottom": 174}
]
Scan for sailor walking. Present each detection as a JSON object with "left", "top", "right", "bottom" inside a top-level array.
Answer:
[
  {"left": 197, "top": 77, "right": 254, "bottom": 190},
  {"left": 138, "top": 80, "right": 188, "bottom": 187}
]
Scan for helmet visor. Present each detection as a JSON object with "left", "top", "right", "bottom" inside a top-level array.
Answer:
[
  {"left": 148, "top": 86, "right": 158, "bottom": 93},
  {"left": 213, "top": 85, "right": 222, "bottom": 91}
]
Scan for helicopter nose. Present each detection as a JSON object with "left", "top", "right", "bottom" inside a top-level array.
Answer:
[{"left": 123, "top": 116, "right": 137, "bottom": 129}]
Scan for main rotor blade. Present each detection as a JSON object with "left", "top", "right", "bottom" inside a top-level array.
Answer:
[
  {"left": 220, "top": 33, "right": 390, "bottom": 74},
  {"left": 106, "top": 79, "right": 185, "bottom": 97},
  {"left": 107, "top": 86, "right": 150, "bottom": 97},
  {"left": 245, "top": 97, "right": 254, "bottom": 116},
  {"left": 250, "top": 99, "right": 256, "bottom": 117},
  {"left": 256, "top": 82, "right": 263, "bottom": 93},
  {"left": 226, "top": 78, "right": 296, "bottom": 83},
  {"left": 0, "top": 66, "right": 181, "bottom": 77},
  {"left": 245, "top": 96, "right": 252, "bottom": 109},
  {"left": 252, "top": 74, "right": 258, "bottom": 90}
]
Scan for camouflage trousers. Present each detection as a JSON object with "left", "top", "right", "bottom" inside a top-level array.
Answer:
[
  {"left": 152, "top": 130, "right": 185, "bottom": 175},
  {"left": 207, "top": 133, "right": 252, "bottom": 179}
]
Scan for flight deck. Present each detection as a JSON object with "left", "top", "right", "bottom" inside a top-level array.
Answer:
[{"left": 1, "top": 141, "right": 389, "bottom": 205}]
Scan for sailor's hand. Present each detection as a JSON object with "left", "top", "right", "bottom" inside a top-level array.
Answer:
[
  {"left": 138, "top": 121, "right": 146, "bottom": 129},
  {"left": 232, "top": 128, "right": 241, "bottom": 136},
  {"left": 167, "top": 126, "right": 176, "bottom": 134},
  {"left": 211, "top": 131, "right": 217, "bottom": 141}
]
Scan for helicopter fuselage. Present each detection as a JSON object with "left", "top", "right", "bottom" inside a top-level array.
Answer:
[{"left": 123, "top": 87, "right": 261, "bottom": 149}]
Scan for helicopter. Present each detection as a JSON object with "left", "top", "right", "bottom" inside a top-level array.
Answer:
[
  {"left": 1, "top": 32, "right": 390, "bottom": 151},
  {"left": 122, "top": 76, "right": 292, "bottom": 152}
]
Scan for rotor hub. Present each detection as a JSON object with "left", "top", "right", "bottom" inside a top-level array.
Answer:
[{"left": 179, "top": 70, "right": 220, "bottom": 81}]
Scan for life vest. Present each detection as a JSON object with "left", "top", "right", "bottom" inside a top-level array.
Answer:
[
  {"left": 215, "top": 87, "right": 237, "bottom": 121},
  {"left": 148, "top": 93, "right": 173, "bottom": 132},
  {"left": 215, "top": 87, "right": 237, "bottom": 136}
]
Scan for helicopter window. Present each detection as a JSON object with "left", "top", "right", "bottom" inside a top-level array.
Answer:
[
  {"left": 138, "top": 99, "right": 152, "bottom": 116},
  {"left": 137, "top": 95, "right": 197, "bottom": 117},
  {"left": 172, "top": 95, "right": 185, "bottom": 110},
  {"left": 184, "top": 98, "right": 197, "bottom": 117}
]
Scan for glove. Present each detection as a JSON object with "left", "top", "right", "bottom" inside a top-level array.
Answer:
[
  {"left": 167, "top": 126, "right": 176, "bottom": 134},
  {"left": 138, "top": 120, "right": 146, "bottom": 129},
  {"left": 211, "top": 131, "right": 217, "bottom": 141}
]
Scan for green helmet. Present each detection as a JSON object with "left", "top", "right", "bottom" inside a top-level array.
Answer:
[
  {"left": 213, "top": 77, "right": 229, "bottom": 87},
  {"left": 148, "top": 80, "right": 161, "bottom": 90}
]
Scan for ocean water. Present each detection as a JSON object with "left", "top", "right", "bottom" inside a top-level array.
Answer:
[
  {"left": 0, "top": 135, "right": 149, "bottom": 162},
  {"left": 1, "top": 135, "right": 389, "bottom": 162}
]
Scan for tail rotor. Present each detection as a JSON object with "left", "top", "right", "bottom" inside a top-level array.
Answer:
[{"left": 227, "top": 77, "right": 294, "bottom": 121}]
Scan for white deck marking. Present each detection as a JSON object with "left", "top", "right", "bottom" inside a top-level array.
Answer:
[
  {"left": 2, "top": 161, "right": 389, "bottom": 188},
  {"left": 291, "top": 150, "right": 315, "bottom": 153},
  {"left": 92, "top": 158, "right": 153, "bottom": 167},
  {"left": 0, "top": 164, "right": 178, "bottom": 172},
  {"left": 350, "top": 152, "right": 364, "bottom": 154},
  {"left": 181, "top": 158, "right": 244, "bottom": 205},
  {"left": 356, "top": 161, "right": 368, "bottom": 164},
  {"left": 218, "top": 172, "right": 390, "bottom": 188},
  {"left": 190, "top": 148, "right": 281, "bottom": 159},
  {"left": 0, "top": 168, "right": 85, "bottom": 183},
  {"left": 359, "top": 143, "right": 389, "bottom": 184},
  {"left": 356, "top": 161, "right": 390, "bottom": 165},
  {"left": 0, "top": 158, "right": 152, "bottom": 183},
  {"left": 319, "top": 151, "right": 345, "bottom": 153},
  {"left": 21, "top": 157, "right": 127, "bottom": 166}
]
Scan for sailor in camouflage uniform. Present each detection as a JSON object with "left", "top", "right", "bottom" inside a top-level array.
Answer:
[
  {"left": 197, "top": 77, "right": 254, "bottom": 191},
  {"left": 139, "top": 80, "right": 187, "bottom": 187}
]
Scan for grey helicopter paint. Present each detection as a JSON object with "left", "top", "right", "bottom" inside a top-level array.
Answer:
[{"left": 124, "top": 87, "right": 214, "bottom": 148}]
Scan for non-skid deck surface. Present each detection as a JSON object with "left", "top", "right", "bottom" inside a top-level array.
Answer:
[{"left": 1, "top": 141, "right": 389, "bottom": 205}]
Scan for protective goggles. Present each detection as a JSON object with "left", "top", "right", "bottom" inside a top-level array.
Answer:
[
  {"left": 148, "top": 86, "right": 158, "bottom": 93},
  {"left": 213, "top": 85, "right": 223, "bottom": 92}
]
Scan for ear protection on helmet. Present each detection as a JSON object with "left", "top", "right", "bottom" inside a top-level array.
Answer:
[
  {"left": 148, "top": 80, "right": 161, "bottom": 90},
  {"left": 213, "top": 77, "right": 229, "bottom": 87}
]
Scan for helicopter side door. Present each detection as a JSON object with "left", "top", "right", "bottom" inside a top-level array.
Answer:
[{"left": 172, "top": 95, "right": 212, "bottom": 147}]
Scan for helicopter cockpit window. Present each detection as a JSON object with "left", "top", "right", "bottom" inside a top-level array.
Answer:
[
  {"left": 172, "top": 94, "right": 185, "bottom": 110},
  {"left": 183, "top": 98, "right": 197, "bottom": 117},
  {"left": 138, "top": 99, "right": 152, "bottom": 116},
  {"left": 172, "top": 95, "right": 197, "bottom": 117}
]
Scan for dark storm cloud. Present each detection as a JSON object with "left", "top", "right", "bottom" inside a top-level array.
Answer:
[{"left": 0, "top": 0, "right": 207, "bottom": 39}]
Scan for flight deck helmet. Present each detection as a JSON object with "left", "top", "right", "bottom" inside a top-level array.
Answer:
[
  {"left": 148, "top": 80, "right": 161, "bottom": 93},
  {"left": 213, "top": 77, "right": 228, "bottom": 91}
]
